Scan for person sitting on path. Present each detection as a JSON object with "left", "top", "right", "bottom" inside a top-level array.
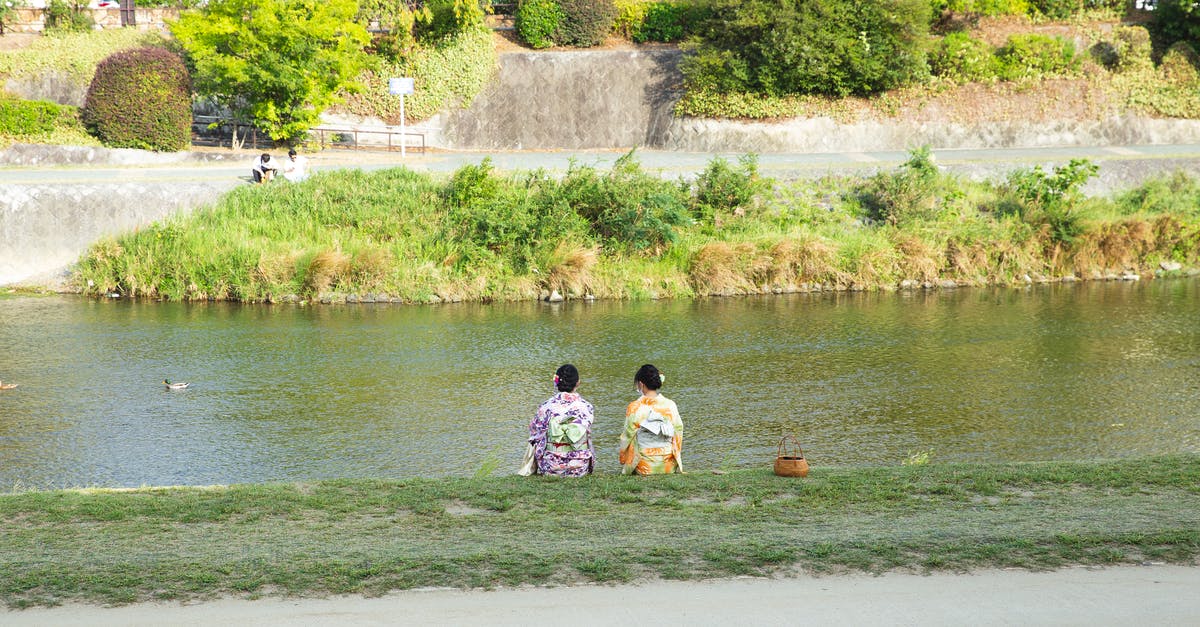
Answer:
[
  {"left": 526, "top": 364, "right": 595, "bottom": 477},
  {"left": 620, "top": 364, "right": 683, "bottom": 475},
  {"left": 282, "top": 149, "right": 308, "bottom": 182},
  {"left": 251, "top": 152, "right": 278, "bottom": 183}
]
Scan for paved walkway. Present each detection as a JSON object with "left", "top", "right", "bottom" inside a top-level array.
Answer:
[
  {"left": 3, "top": 143, "right": 1200, "bottom": 185},
  {"left": 4, "top": 565, "right": 1198, "bottom": 626}
]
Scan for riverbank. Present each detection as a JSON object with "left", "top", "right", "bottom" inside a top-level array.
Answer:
[
  {"left": 69, "top": 151, "right": 1200, "bottom": 304},
  {"left": 1, "top": 456, "right": 1197, "bottom": 608},
  {"left": 6, "top": 566, "right": 1200, "bottom": 625}
]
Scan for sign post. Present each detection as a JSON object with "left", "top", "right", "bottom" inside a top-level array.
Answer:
[{"left": 387, "top": 78, "right": 415, "bottom": 158}]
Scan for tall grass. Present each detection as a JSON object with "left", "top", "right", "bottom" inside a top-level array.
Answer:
[{"left": 74, "top": 152, "right": 1200, "bottom": 303}]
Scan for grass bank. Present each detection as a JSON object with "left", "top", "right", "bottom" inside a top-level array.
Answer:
[
  {"left": 74, "top": 151, "right": 1200, "bottom": 303},
  {"left": 1, "top": 456, "right": 1197, "bottom": 608}
]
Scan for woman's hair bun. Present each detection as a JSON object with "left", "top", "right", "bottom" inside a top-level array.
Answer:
[
  {"left": 555, "top": 364, "right": 579, "bottom": 392},
  {"left": 635, "top": 364, "right": 663, "bottom": 391}
]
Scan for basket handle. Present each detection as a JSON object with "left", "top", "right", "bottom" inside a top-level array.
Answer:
[{"left": 777, "top": 434, "right": 804, "bottom": 459}]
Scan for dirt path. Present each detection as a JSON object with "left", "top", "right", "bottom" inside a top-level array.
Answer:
[{"left": 4, "top": 565, "right": 1197, "bottom": 626}]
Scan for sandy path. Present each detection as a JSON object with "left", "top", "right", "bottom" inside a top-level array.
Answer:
[{"left": 4, "top": 565, "right": 1197, "bottom": 626}]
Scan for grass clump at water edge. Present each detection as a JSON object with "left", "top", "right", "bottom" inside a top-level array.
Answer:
[
  {"left": 73, "top": 150, "right": 1200, "bottom": 303},
  {"left": 0, "top": 456, "right": 1196, "bottom": 608}
]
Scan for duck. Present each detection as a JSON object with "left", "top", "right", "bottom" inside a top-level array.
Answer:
[
  {"left": 163, "top": 379, "right": 190, "bottom": 390},
  {"left": 0, "top": 380, "right": 17, "bottom": 391}
]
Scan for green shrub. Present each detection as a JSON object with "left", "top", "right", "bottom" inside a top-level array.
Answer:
[
  {"left": 516, "top": 0, "right": 564, "bottom": 48},
  {"left": 1027, "top": 0, "right": 1076, "bottom": 19},
  {"left": 995, "top": 34, "right": 1078, "bottom": 81},
  {"left": 559, "top": 150, "right": 691, "bottom": 252},
  {"left": 634, "top": 1, "right": 686, "bottom": 42},
  {"left": 81, "top": 47, "right": 192, "bottom": 152},
  {"left": 943, "top": 0, "right": 1030, "bottom": 16},
  {"left": 680, "top": 0, "right": 931, "bottom": 98},
  {"left": 44, "top": 0, "right": 93, "bottom": 34},
  {"left": 1092, "top": 26, "right": 1153, "bottom": 73},
  {"left": 929, "top": 32, "right": 997, "bottom": 83},
  {"left": 612, "top": 0, "right": 648, "bottom": 39},
  {"left": 0, "top": 98, "right": 67, "bottom": 136},
  {"left": 554, "top": 0, "right": 618, "bottom": 47},
  {"left": 858, "top": 146, "right": 945, "bottom": 226},
  {"left": 1161, "top": 41, "right": 1200, "bottom": 84},
  {"left": 692, "top": 155, "right": 767, "bottom": 222},
  {"left": 1002, "top": 159, "right": 1098, "bottom": 244}
]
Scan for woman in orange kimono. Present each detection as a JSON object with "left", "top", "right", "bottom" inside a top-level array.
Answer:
[{"left": 619, "top": 364, "right": 683, "bottom": 475}]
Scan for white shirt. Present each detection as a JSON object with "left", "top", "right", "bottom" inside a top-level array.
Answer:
[{"left": 283, "top": 155, "right": 308, "bottom": 182}]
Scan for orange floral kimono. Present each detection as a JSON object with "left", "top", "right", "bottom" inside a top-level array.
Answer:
[{"left": 619, "top": 394, "right": 683, "bottom": 475}]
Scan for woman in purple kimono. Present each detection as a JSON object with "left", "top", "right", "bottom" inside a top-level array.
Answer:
[{"left": 527, "top": 364, "right": 595, "bottom": 476}]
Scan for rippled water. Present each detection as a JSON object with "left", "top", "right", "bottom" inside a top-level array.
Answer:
[{"left": 1, "top": 279, "right": 1198, "bottom": 488}]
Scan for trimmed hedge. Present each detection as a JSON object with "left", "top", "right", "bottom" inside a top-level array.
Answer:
[
  {"left": 554, "top": 0, "right": 618, "bottom": 47},
  {"left": 81, "top": 47, "right": 192, "bottom": 152},
  {"left": 995, "top": 34, "right": 1079, "bottom": 80},
  {"left": 929, "top": 32, "right": 997, "bottom": 83},
  {"left": 516, "top": 0, "right": 564, "bottom": 48}
]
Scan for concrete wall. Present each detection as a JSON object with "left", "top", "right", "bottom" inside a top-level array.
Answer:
[
  {"left": 0, "top": 175, "right": 235, "bottom": 286},
  {"left": 430, "top": 49, "right": 682, "bottom": 150}
]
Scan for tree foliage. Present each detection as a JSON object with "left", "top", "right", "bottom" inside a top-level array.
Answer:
[
  {"left": 171, "top": 0, "right": 369, "bottom": 142},
  {"left": 680, "top": 0, "right": 930, "bottom": 98}
]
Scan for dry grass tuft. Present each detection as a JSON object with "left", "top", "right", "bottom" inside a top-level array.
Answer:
[
  {"left": 254, "top": 251, "right": 300, "bottom": 285},
  {"left": 350, "top": 247, "right": 395, "bottom": 291},
  {"left": 541, "top": 241, "right": 599, "bottom": 296},
  {"left": 689, "top": 242, "right": 755, "bottom": 295},
  {"left": 303, "top": 249, "right": 351, "bottom": 296},
  {"left": 892, "top": 234, "right": 941, "bottom": 282}
]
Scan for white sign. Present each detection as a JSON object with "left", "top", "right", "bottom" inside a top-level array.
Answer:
[{"left": 388, "top": 77, "right": 415, "bottom": 95}]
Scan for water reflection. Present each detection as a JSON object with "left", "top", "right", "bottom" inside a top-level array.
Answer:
[{"left": 0, "top": 279, "right": 1197, "bottom": 488}]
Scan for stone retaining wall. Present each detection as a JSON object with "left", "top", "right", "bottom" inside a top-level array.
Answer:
[
  {"left": 0, "top": 180, "right": 234, "bottom": 286},
  {"left": 3, "top": 7, "right": 177, "bottom": 34}
]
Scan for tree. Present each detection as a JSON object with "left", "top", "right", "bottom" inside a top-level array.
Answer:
[{"left": 171, "top": 0, "right": 369, "bottom": 144}]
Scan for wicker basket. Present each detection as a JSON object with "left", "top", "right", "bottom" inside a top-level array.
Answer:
[{"left": 773, "top": 434, "right": 809, "bottom": 478}]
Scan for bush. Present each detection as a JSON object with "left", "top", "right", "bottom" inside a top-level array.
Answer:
[
  {"left": 858, "top": 146, "right": 945, "bottom": 226},
  {"left": 44, "top": 0, "right": 93, "bottom": 34},
  {"left": 516, "top": 0, "right": 564, "bottom": 48},
  {"left": 1091, "top": 26, "right": 1153, "bottom": 73},
  {"left": 1003, "top": 159, "right": 1098, "bottom": 244},
  {"left": 1161, "top": 41, "right": 1200, "bottom": 84},
  {"left": 559, "top": 150, "right": 691, "bottom": 252},
  {"left": 554, "top": 0, "right": 618, "bottom": 47},
  {"left": 680, "top": 0, "right": 931, "bottom": 98},
  {"left": 692, "top": 155, "right": 767, "bottom": 222},
  {"left": 942, "top": 0, "right": 1030, "bottom": 16},
  {"left": 634, "top": 1, "right": 687, "bottom": 43},
  {"left": 1027, "top": 0, "right": 1076, "bottom": 19},
  {"left": 0, "top": 98, "right": 76, "bottom": 137},
  {"left": 995, "top": 34, "right": 1078, "bottom": 81},
  {"left": 929, "top": 32, "right": 998, "bottom": 83},
  {"left": 612, "top": 0, "right": 648, "bottom": 39},
  {"left": 81, "top": 47, "right": 193, "bottom": 152}
]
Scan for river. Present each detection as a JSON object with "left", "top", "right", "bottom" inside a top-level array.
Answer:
[{"left": 1, "top": 279, "right": 1197, "bottom": 488}]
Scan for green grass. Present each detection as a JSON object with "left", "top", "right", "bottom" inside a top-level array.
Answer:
[
  {"left": 0, "top": 456, "right": 1197, "bottom": 608},
  {"left": 72, "top": 157, "right": 1200, "bottom": 303}
]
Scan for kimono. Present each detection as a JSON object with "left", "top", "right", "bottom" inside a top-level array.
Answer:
[
  {"left": 620, "top": 394, "right": 683, "bottom": 475},
  {"left": 529, "top": 392, "right": 595, "bottom": 477}
]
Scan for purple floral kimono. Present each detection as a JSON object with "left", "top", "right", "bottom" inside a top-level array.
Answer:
[{"left": 529, "top": 392, "right": 595, "bottom": 477}]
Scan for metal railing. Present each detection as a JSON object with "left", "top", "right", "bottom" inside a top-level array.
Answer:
[
  {"left": 310, "top": 126, "right": 427, "bottom": 154},
  {"left": 191, "top": 116, "right": 427, "bottom": 154}
]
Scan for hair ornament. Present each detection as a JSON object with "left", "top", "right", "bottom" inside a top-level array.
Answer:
[
  {"left": 659, "top": 373, "right": 666, "bottom": 383},
  {"left": 554, "top": 375, "right": 560, "bottom": 385}
]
